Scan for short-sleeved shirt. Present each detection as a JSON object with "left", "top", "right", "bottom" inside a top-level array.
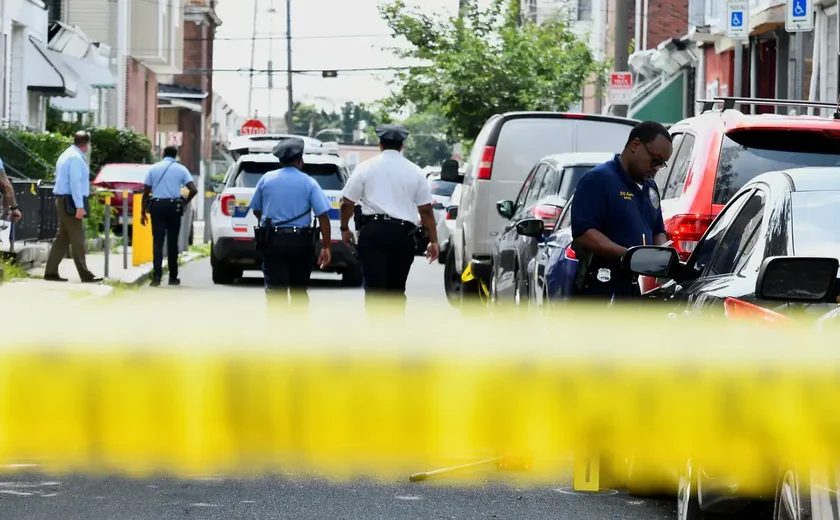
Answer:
[
  {"left": 248, "top": 167, "right": 331, "bottom": 228},
  {"left": 144, "top": 157, "right": 193, "bottom": 199},
  {"left": 341, "top": 150, "right": 433, "bottom": 223},
  {"left": 571, "top": 155, "right": 665, "bottom": 289}
]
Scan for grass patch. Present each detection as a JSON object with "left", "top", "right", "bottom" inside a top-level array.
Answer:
[
  {"left": 0, "top": 256, "right": 30, "bottom": 282},
  {"left": 188, "top": 242, "right": 210, "bottom": 258}
]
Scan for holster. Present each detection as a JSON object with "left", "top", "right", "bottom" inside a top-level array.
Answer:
[
  {"left": 254, "top": 218, "right": 272, "bottom": 253},
  {"left": 410, "top": 225, "right": 429, "bottom": 255},
  {"left": 354, "top": 205, "right": 364, "bottom": 231},
  {"left": 573, "top": 244, "right": 593, "bottom": 291}
]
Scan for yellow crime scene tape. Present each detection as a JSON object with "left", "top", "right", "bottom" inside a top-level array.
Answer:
[{"left": 3, "top": 293, "right": 840, "bottom": 492}]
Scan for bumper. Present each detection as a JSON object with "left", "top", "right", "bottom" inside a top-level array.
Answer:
[{"left": 214, "top": 237, "right": 360, "bottom": 273}]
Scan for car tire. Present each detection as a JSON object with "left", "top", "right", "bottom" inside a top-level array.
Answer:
[
  {"left": 341, "top": 266, "right": 364, "bottom": 288},
  {"left": 677, "top": 462, "right": 768, "bottom": 520},
  {"left": 444, "top": 247, "right": 463, "bottom": 307},
  {"left": 438, "top": 243, "right": 448, "bottom": 265},
  {"left": 772, "top": 468, "right": 810, "bottom": 520},
  {"left": 210, "top": 246, "right": 236, "bottom": 285}
]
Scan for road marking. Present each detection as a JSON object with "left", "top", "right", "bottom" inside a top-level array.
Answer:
[
  {"left": 0, "top": 490, "right": 33, "bottom": 496},
  {"left": 239, "top": 500, "right": 256, "bottom": 504},
  {"left": 189, "top": 503, "right": 219, "bottom": 507},
  {"left": 396, "top": 495, "right": 422, "bottom": 500},
  {"left": 554, "top": 487, "right": 618, "bottom": 496}
]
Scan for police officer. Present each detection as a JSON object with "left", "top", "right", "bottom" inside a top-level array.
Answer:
[
  {"left": 570, "top": 121, "right": 673, "bottom": 302},
  {"left": 338, "top": 124, "right": 439, "bottom": 312},
  {"left": 248, "top": 138, "right": 331, "bottom": 308},
  {"left": 141, "top": 146, "right": 198, "bottom": 287}
]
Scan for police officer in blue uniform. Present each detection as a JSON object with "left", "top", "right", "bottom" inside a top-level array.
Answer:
[
  {"left": 141, "top": 145, "right": 198, "bottom": 287},
  {"left": 570, "top": 121, "right": 673, "bottom": 302},
  {"left": 248, "top": 138, "right": 332, "bottom": 307}
]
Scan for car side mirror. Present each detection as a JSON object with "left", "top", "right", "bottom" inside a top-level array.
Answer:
[
  {"left": 515, "top": 218, "right": 544, "bottom": 237},
  {"left": 211, "top": 182, "right": 224, "bottom": 193},
  {"left": 440, "top": 159, "right": 463, "bottom": 183},
  {"left": 496, "top": 200, "right": 514, "bottom": 220},
  {"left": 446, "top": 206, "right": 458, "bottom": 220},
  {"left": 755, "top": 256, "right": 839, "bottom": 302},
  {"left": 622, "top": 246, "right": 681, "bottom": 278}
]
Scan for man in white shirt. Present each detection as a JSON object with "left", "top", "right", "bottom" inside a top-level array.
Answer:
[{"left": 339, "top": 124, "right": 439, "bottom": 312}]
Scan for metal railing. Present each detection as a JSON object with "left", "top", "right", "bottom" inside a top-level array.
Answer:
[{"left": 697, "top": 96, "right": 840, "bottom": 117}]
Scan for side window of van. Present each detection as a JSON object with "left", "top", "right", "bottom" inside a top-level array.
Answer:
[
  {"left": 653, "top": 133, "right": 684, "bottom": 192},
  {"left": 663, "top": 134, "right": 696, "bottom": 200}
]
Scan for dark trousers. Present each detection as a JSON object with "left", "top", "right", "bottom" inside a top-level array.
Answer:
[
  {"left": 357, "top": 220, "right": 416, "bottom": 312},
  {"left": 45, "top": 197, "right": 95, "bottom": 280},
  {"left": 150, "top": 200, "right": 182, "bottom": 281},
  {"left": 262, "top": 230, "right": 314, "bottom": 308}
]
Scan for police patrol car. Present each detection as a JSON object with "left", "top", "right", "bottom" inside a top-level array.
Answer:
[{"left": 209, "top": 139, "right": 362, "bottom": 286}]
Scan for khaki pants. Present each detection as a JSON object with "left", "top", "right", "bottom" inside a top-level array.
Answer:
[{"left": 45, "top": 197, "right": 94, "bottom": 280}]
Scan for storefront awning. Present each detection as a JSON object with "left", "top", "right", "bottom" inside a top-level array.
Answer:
[{"left": 26, "top": 37, "right": 78, "bottom": 97}]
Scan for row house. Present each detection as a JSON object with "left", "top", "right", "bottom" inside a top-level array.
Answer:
[
  {"left": 521, "top": 0, "right": 696, "bottom": 121},
  {"left": 157, "top": 0, "right": 220, "bottom": 179},
  {"left": 690, "top": 0, "right": 836, "bottom": 116}
]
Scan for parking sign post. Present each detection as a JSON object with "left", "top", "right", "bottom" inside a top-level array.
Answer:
[
  {"left": 785, "top": 0, "right": 813, "bottom": 32},
  {"left": 726, "top": 0, "right": 749, "bottom": 40}
]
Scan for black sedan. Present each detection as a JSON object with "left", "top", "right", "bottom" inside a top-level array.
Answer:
[{"left": 623, "top": 167, "right": 840, "bottom": 520}]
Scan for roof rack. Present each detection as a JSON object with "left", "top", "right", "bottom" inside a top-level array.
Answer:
[{"left": 697, "top": 96, "right": 840, "bottom": 118}]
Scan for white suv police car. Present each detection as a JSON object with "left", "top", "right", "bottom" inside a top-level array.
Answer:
[{"left": 209, "top": 144, "right": 361, "bottom": 286}]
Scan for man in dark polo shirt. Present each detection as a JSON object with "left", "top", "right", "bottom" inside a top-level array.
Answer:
[{"left": 570, "top": 121, "right": 673, "bottom": 301}]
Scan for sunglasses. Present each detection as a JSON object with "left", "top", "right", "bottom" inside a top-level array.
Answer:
[{"left": 641, "top": 142, "right": 668, "bottom": 170}]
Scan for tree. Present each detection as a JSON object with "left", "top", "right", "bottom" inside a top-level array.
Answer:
[
  {"left": 284, "top": 103, "right": 341, "bottom": 137},
  {"left": 401, "top": 111, "right": 452, "bottom": 168},
  {"left": 379, "top": 0, "right": 609, "bottom": 140}
]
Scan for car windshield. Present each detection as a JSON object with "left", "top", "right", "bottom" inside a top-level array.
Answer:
[
  {"left": 430, "top": 180, "right": 457, "bottom": 197},
  {"left": 96, "top": 165, "right": 150, "bottom": 184},
  {"left": 791, "top": 190, "right": 840, "bottom": 260},
  {"left": 558, "top": 165, "right": 597, "bottom": 200},
  {"left": 234, "top": 162, "right": 344, "bottom": 190},
  {"left": 715, "top": 130, "right": 840, "bottom": 204}
]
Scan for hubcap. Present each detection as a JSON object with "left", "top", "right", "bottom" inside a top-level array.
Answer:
[{"left": 777, "top": 470, "right": 798, "bottom": 520}]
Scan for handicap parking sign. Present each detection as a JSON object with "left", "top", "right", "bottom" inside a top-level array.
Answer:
[
  {"left": 725, "top": 0, "right": 748, "bottom": 39},
  {"left": 731, "top": 11, "right": 742, "bottom": 27},
  {"left": 785, "top": 0, "right": 813, "bottom": 32}
]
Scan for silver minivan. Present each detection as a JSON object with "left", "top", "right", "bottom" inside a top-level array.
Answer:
[{"left": 441, "top": 112, "right": 639, "bottom": 302}]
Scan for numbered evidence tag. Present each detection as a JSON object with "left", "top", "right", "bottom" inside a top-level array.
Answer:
[{"left": 596, "top": 268, "right": 611, "bottom": 283}]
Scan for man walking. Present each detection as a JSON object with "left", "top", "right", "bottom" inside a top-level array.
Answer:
[
  {"left": 338, "top": 124, "right": 439, "bottom": 314},
  {"left": 44, "top": 131, "right": 101, "bottom": 283},
  {"left": 141, "top": 146, "right": 198, "bottom": 286}
]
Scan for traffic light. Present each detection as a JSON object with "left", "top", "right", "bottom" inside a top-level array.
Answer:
[{"left": 322, "top": 70, "right": 338, "bottom": 78}]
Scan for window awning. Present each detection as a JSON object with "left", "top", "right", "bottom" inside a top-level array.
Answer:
[
  {"left": 51, "top": 51, "right": 116, "bottom": 89},
  {"left": 26, "top": 37, "right": 78, "bottom": 97},
  {"left": 50, "top": 83, "right": 93, "bottom": 113}
]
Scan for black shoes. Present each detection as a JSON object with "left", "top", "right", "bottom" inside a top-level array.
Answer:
[
  {"left": 150, "top": 278, "right": 180, "bottom": 287},
  {"left": 43, "top": 274, "right": 68, "bottom": 282},
  {"left": 169, "top": 278, "right": 180, "bottom": 286},
  {"left": 81, "top": 277, "right": 103, "bottom": 283}
]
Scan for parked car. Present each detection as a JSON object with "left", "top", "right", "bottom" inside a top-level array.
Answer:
[
  {"left": 440, "top": 112, "right": 639, "bottom": 305},
  {"left": 524, "top": 196, "right": 578, "bottom": 308},
  {"left": 639, "top": 97, "right": 840, "bottom": 293},
  {"left": 91, "top": 163, "right": 153, "bottom": 243},
  {"left": 621, "top": 167, "right": 840, "bottom": 520},
  {"left": 208, "top": 150, "right": 362, "bottom": 286},
  {"left": 438, "top": 183, "right": 462, "bottom": 265},
  {"left": 228, "top": 134, "right": 329, "bottom": 161},
  {"left": 488, "top": 152, "right": 612, "bottom": 305}
]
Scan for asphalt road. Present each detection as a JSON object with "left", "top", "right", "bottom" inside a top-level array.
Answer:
[{"left": 11, "top": 255, "right": 675, "bottom": 519}]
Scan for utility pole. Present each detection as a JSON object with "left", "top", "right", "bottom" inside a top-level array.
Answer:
[
  {"left": 285, "top": 0, "right": 294, "bottom": 133},
  {"left": 267, "top": 0, "right": 275, "bottom": 131},
  {"left": 247, "top": 0, "right": 258, "bottom": 118},
  {"left": 612, "top": 0, "right": 630, "bottom": 117}
]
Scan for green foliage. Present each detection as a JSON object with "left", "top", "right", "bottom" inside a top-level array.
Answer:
[
  {"left": 285, "top": 101, "right": 379, "bottom": 144},
  {"left": 0, "top": 129, "right": 69, "bottom": 179},
  {"left": 46, "top": 105, "right": 84, "bottom": 136},
  {"left": 401, "top": 111, "right": 452, "bottom": 168},
  {"left": 379, "top": 0, "right": 609, "bottom": 140},
  {"left": 86, "top": 191, "right": 113, "bottom": 240},
  {"left": 87, "top": 128, "right": 154, "bottom": 177}
]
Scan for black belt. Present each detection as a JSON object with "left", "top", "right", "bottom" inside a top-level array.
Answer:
[
  {"left": 152, "top": 198, "right": 181, "bottom": 202},
  {"left": 365, "top": 214, "right": 414, "bottom": 226},
  {"left": 271, "top": 226, "right": 313, "bottom": 234}
]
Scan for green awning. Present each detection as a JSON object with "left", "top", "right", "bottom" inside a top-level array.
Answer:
[{"left": 629, "top": 72, "right": 685, "bottom": 124}]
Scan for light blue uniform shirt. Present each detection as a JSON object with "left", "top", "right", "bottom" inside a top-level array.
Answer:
[
  {"left": 53, "top": 145, "right": 90, "bottom": 209},
  {"left": 143, "top": 157, "right": 193, "bottom": 199},
  {"left": 248, "top": 167, "right": 331, "bottom": 228}
]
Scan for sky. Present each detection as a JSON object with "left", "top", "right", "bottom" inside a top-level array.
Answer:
[{"left": 212, "top": 0, "right": 464, "bottom": 122}]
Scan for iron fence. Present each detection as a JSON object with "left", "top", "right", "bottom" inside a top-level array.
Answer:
[{"left": 8, "top": 180, "right": 58, "bottom": 244}]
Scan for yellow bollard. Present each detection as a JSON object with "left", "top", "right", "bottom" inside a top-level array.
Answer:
[
  {"left": 573, "top": 453, "right": 600, "bottom": 492},
  {"left": 132, "top": 193, "right": 153, "bottom": 266}
]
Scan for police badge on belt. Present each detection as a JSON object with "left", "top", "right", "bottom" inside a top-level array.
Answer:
[{"left": 596, "top": 268, "right": 611, "bottom": 283}]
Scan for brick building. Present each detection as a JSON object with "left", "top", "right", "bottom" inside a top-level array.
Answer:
[{"left": 157, "top": 0, "right": 221, "bottom": 177}]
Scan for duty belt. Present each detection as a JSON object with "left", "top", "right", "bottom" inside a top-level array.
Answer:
[
  {"left": 271, "top": 226, "right": 313, "bottom": 234},
  {"left": 365, "top": 214, "right": 414, "bottom": 226}
]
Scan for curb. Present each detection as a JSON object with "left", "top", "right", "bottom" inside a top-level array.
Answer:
[{"left": 114, "top": 251, "right": 204, "bottom": 287}]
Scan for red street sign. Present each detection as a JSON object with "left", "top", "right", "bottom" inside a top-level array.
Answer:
[
  {"left": 609, "top": 72, "right": 632, "bottom": 90},
  {"left": 240, "top": 119, "right": 267, "bottom": 136}
]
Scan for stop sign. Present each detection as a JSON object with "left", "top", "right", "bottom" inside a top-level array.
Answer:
[{"left": 240, "top": 119, "right": 267, "bottom": 136}]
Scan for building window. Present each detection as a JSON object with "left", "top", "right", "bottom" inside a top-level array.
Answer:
[
  {"left": 45, "top": 0, "right": 62, "bottom": 24},
  {"left": 577, "top": 0, "right": 592, "bottom": 20}
]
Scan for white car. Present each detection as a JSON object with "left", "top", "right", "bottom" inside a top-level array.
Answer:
[
  {"left": 229, "top": 134, "right": 332, "bottom": 161},
  {"left": 437, "top": 183, "right": 461, "bottom": 264},
  {"left": 209, "top": 150, "right": 362, "bottom": 286}
]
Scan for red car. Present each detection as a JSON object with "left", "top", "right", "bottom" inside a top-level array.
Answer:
[
  {"left": 640, "top": 98, "right": 840, "bottom": 293},
  {"left": 91, "top": 163, "right": 152, "bottom": 234}
]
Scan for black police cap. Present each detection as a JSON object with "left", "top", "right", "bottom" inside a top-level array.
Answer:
[
  {"left": 272, "top": 138, "right": 306, "bottom": 162},
  {"left": 375, "top": 124, "right": 409, "bottom": 142}
]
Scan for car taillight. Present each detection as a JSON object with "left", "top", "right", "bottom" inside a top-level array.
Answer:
[
  {"left": 533, "top": 204, "right": 561, "bottom": 231},
  {"left": 446, "top": 211, "right": 454, "bottom": 220},
  {"left": 666, "top": 214, "right": 714, "bottom": 261},
  {"left": 476, "top": 146, "right": 496, "bottom": 180},
  {"left": 723, "top": 297, "right": 790, "bottom": 325},
  {"left": 220, "top": 194, "right": 235, "bottom": 216},
  {"left": 564, "top": 245, "right": 577, "bottom": 260}
]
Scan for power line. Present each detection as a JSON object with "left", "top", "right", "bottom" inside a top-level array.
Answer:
[{"left": 178, "top": 66, "right": 424, "bottom": 75}]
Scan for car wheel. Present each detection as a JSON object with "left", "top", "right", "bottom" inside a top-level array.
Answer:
[
  {"left": 444, "top": 248, "right": 462, "bottom": 306},
  {"left": 773, "top": 468, "right": 810, "bottom": 520},
  {"left": 210, "top": 246, "right": 236, "bottom": 285},
  {"left": 677, "top": 462, "right": 763, "bottom": 520},
  {"left": 514, "top": 269, "right": 527, "bottom": 308},
  {"left": 438, "top": 243, "right": 448, "bottom": 265},
  {"left": 341, "top": 266, "right": 364, "bottom": 288}
]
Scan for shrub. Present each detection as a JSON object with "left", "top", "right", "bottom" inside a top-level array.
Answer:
[
  {"left": 88, "top": 128, "right": 155, "bottom": 177},
  {"left": 0, "top": 129, "right": 70, "bottom": 180}
]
